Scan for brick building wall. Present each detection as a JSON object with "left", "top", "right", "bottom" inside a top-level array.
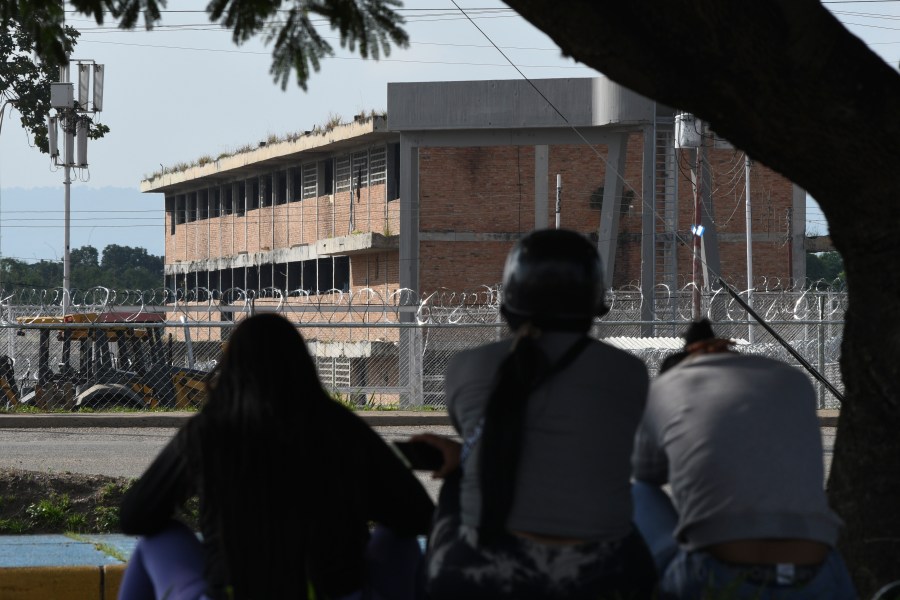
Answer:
[{"left": 416, "top": 134, "right": 794, "bottom": 295}]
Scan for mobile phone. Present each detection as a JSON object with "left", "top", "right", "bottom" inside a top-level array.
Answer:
[{"left": 392, "top": 440, "right": 445, "bottom": 471}]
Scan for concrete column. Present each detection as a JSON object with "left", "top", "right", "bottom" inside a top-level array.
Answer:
[
  {"left": 791, "top": 185, "right": 807, "bottom": 286},
  {"left": 399, "top": 137, "right": 420, "bottom": 295},
  {"left": 597, "top": 133, "right": 628, "bottom": 289},
  {"left": 640, "top": 124, "right": 656, "bottom": 331},
  {"left": 398, "top": 135, "right": 423, "bottom": 406}
]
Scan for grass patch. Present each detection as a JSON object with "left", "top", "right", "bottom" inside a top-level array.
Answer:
[{"left": 26, "top": 494, "right": 72, "bottom": 529}]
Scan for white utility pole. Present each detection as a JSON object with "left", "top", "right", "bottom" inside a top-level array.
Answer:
[
  {"left": 745, "top": 154, "right": 755, "bottom": 342},
  {"left": 48, "top": 59, "right": 104, "bottom": 315},
  {"left": 676, "top": 111, "right": 705, "bottom": 321},
  {"left": 555, "top": 174, "right": 562, "bottom": 229}
]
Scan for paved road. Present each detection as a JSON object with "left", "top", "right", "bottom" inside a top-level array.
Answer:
[
  {"left": 0, "top": 417, "right": 836, "bottom": 502},
  {"left": 0, "top": 421, "right": 457, "bottom": 501}
]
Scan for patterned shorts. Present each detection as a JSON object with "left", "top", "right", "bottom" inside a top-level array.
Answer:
[{"left": 425, "top": 513, "right": 657, "bottom": 600}]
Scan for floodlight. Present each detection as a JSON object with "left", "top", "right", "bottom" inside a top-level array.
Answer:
[
  {"left": 93, "top": 64, "right": 104, "bottom": 112},
  {"left": 78, "top": 63, "right": 90, "bottom": 108},
  {"left": 76, "top": 119, "right": 88, "bottom": 167},
  {"left": 48, "top": 116, "right": 59, "bottom": 159}
]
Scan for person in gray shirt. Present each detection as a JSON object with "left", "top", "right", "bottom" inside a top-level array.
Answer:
[
  {"left": 414, "top": 228, "right": 657, "bottom": 599},
  {"left": 632, "top": 319, "right": 856, "bottom": 599}
]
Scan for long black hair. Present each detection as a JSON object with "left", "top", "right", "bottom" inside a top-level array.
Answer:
[
  {"left": 189, "top": 313, "right": 330, "bottom": 598},
  {"left": 478, "top": 325, "right": 548, "bottom": 544},
  {"left": 478, "top": 322, "right": 590, "bottom": 544}
]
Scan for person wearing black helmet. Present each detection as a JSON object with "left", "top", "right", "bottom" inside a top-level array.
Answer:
[{"left": 412, "top": 228, "right": 657, "bottom": 599}]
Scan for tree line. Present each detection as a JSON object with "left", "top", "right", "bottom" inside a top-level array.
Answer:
[{"left": 0, "top": 244, "right": 163, "bottom": 291}]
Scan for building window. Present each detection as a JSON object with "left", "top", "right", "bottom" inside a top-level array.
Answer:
[
  {"left": 315, "top": 356, "right": 351, "bottom": 389},
  {"left": 222, "top": 185, "right": 233, "bottom": 216},
  {"left": 291, "top": 167, "right": 302, "bottom": 202},
  {"left": 334, "top": 255, "right": 350, "bottom": 292},
  {"left": 174, "top": 195, "right": 185, "bottom": 226},
  {"left": 370, "top": 146, "right": 386, "bottom": 185},
  {"left": 275, "top": 171, "right": 287, "bottom": 205},
  {"left": 335, "top": 156, "right": 351, "bottom": 194},
  {"left": 302, "top": 163, "right": 317, "bottom": 199},
  {"left": 186, "top": 193, "right": 196, "bottom": 223},
  {"left": 351, "top": 151, "right": 368, "bottom": 189},
  {"left": 247, "top": 178, "right": 259, "bottom": 211},
  {"left": 236, "top": 182, "right": 246, "bottom": 217},
  {"left": 323, "top": 158, "right": 334, "bottom": 195},
  {"left": 589, "top": 186, "right": 604, "bottom": 211},
  {"left": 260, "top": 174, "right": 273, "bottom": 207},
  {"left": 197, "top": 189, "right": 209, "bottom": 220},
  {"left": 387, "top": 143, "right": 400, "bottom": 201},
  {"left": 211, "top": 187, "right": 221, "bottom": 217}
]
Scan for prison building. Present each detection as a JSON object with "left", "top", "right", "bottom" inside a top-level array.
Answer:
[
  {"left": 143, "top": 76, "right": 806, "bottom": 310},
  {"left": 142, "top": 77, "right": 806, "bottom": 404}
]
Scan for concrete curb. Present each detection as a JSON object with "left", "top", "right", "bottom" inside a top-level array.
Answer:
[
  {"left": 0, "top": 564, "right": 124, "bottom": 600},
  {"left": 0, "top": 410, "right": 452, "bottom": 428},
  {"left": 0, "top": 410, "right": 839, "bottom": 428}
]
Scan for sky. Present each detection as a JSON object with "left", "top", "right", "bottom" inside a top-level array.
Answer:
[{"left": 0, "top": 1, "right": 897, "bottom": 264}]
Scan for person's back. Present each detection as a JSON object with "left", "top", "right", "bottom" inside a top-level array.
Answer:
[
  {"left": 448, "top": 332, "right": 648, "bottom": 542},
  {"left": 631, "top": 320, "right": 856, "bottom": 599},
  {"left": 418, "top": 228, "right": 658, "bottom": 600},
  {"left": 118, "top": 313, "right": 434, "bottom": 600}
]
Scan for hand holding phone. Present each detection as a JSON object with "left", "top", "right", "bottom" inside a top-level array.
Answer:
[{"left": 392, "top": 440, "right": 445, "bottom": 471}]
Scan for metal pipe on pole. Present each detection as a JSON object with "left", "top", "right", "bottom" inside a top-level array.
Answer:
[
  {"left": 63, "top": 162, "right": 71, "bottom": 316},
  {"left": 555, "top": 174, "right": 562, "bottom": 229},
  {"left": 745, "top": 154, "right": 754, "bottom": 342},
  {"left": 691, "top": 148, "right": 702, "bottom": 320}
]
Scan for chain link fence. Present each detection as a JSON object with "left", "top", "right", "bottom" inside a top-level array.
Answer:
[{"left": 0, "top": 281, "right": 846, "bottom": 413}]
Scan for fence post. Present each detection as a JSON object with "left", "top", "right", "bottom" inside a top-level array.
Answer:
[
  {"left": 399, "top": 324, "right": 424, "bottom": 409},
  {"left": 817, "top": 294, "right": 826, "bottom": 408},
  {"left": 180, "top": 315, "right": 195, "bottom": 369}
]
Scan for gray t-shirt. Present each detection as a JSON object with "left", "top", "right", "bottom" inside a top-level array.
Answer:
[
  {"left": 632, "top": 352, "right": 843, "bottom": 551},
  {"left": 445, "top": 331, "right": 649, "bottom": 541}
]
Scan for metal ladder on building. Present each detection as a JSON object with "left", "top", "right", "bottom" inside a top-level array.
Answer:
[{"left": 654, "top": 115, "right": 679, "bottom": 297}]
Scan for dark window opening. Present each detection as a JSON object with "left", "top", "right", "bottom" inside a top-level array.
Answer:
[
  {"left": 334, "top": 256, "right": 350, "bottom": 292},
  {"left": 297, "top": 259, "right": 316, "bottom": 294},
  {"left": 287, "top": 261, "right": 302, "bottom": 290},
  {"left": 259, "top": 264, "right": 273, "bottom": 289},
  {"left": 186, "top": 194, "right": 197, "bottom": 223},
  {"left": 323, "top": 159, "right": 334, "bottom": 196},
  {"left": 275, "top": 171, "right": 287, "bottom": 205},
  {"left": 233, "top": 267, "right": 246, "bottom": 290},
  {"left": 261, "top": 174, "right": 273, "bottom": 207},
  {"left": 198, "top": 190, "right": 209, "bottom": 220},
  {"left": 236, "top": 182, "right": 246, "bottom": 217},
  {"left": 211, "top": 188, "right": 221, "bottom": 218},
  {"left": 316, "top": 258, "right": 332, "bottom": 293},
  {"left": 387, "top": 143, "right": 400, "bottom": 201},
  {"left": 222, "top": 186, "right": 233, "bottom": 216},
  {"left": 291, "top": 167, "right": 303, "bottom": 202},
  {"left": 274, "top": 263, "right": 287, "bottom": 289},
  {"left": 247, "top": 178, "right": 260, "bottom": 211}
]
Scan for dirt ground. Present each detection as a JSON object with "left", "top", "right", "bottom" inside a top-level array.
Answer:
[{"left": 0, "top": 467, "right": 133, "bottom": 534}]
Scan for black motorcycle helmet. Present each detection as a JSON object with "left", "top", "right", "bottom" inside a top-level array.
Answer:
[{"left": 500, "top": 228, "right": 610, "bottom": 331}]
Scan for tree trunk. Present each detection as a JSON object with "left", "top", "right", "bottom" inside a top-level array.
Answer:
[{"left": 502, "top": 0, "right": 900, "bottom": 594}]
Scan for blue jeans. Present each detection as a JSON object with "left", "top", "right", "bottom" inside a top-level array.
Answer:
[
  {"left": 631, "top": 481, "right": 858, "bottom": 600},
  {"left": 118, "top": 520, "right": 424, "bottom": 600}
]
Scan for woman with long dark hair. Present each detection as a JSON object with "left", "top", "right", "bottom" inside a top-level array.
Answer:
[
  {"left": 414, "top": 228, "right": 657, "bottom": 599},
  {"left": 118, "top": 313, "right": 435, "bottom": 600}
]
